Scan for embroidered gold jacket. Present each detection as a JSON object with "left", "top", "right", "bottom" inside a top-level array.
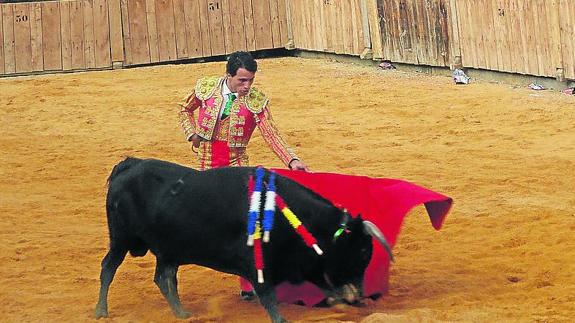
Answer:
[{"left": 179, "top": 76, "right": 298, "bottom": 166}]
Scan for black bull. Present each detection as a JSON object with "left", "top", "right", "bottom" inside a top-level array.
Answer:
[{"left": 95, "top": 158, "right": 391, "bottom": 322}]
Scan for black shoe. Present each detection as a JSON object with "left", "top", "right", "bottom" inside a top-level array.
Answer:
[{"left": 240, "top": 290, "right": 256, "bottom": 301}]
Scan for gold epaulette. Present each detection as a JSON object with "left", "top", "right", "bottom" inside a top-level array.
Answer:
[
  {"left": 194, "top": 76, "right": 223, "bottom": 100},
  {"left": 244, "top": 87, "right": 269, "bottom": 114}
]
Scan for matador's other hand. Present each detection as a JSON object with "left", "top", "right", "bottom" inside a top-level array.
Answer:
[
  {"left": 289, "top": 160, "right": 310, "bottom": 172},
  {"left": 190, "top": 134, "right": 204, "bottom": 153}
]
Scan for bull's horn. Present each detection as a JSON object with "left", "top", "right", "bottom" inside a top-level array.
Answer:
[{"left": 362, "top": 221, "right": 394, "bottom": 262}]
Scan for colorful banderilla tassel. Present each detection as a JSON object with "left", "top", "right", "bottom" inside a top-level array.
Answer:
[
  {"left": 275, "top": 195, "right": 323, "bottom": 255},
  {"left": 246, "top": 168, "right": 264, "bottom": 246},
  {"left": 262, "top": 172, "right": 276, "bottom": 242},
  {"left": 253, "top": 220, "right": 265, "bottom": 283}
]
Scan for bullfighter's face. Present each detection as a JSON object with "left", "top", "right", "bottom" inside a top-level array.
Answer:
[{"left": 227, "top": 68, "right": 255, "bottom": 97}]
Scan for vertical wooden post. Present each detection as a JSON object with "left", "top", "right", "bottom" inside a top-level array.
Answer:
[
  {"left": 447, "top": 0, "right": 462, "bottom": 69},
  {"left": 550, "top": 0, "right": 564, "bottom": 81},
  {"left": 366, "top": 0, "right": 382, "bottom": 59},
  {"left": 284, "top": 0, "right": 294, "bottom": 49},
  {"left": 359, "top": 0, "right": 372, "bottom": 59}
]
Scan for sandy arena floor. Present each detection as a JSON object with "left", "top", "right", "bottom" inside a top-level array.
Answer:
[{"left": 1, "top": 57, "right": 574, "bottom": 322}]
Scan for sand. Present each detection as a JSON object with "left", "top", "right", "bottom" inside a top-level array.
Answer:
[{"left": 1, "top": 57, "right": 573, "bottom": 322}]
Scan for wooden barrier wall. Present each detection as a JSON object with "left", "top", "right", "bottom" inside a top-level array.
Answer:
[
  {"left": 289, "top": 0, "right": 575, "bottom": 80},
  {"left": 0, "top": 0, "right": 122, "bottom": 75},
  {"left": 455, "top": 0, "right": 575, "bottom": 80},
  {"left": 289, "top": 0, "right": 367, "bottom": 56},
  {"left": 1, "top": 0, "right": 575, "bottom": 81},
  {"left": 376, "top": 0, "right": 453, "bottom": 67},
  {"left": 121, "top": 0, "right": 289, "bottom": 66},
  {"left": 0, "top": 0, "right": 288, "bottom": 75}
]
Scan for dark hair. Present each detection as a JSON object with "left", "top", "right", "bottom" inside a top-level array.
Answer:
[{"left": 226, "top": 51, "right": 258, "bottom": 76}]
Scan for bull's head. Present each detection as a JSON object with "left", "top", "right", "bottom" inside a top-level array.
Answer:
[{"left": 320, "top": 210, "right": 393, "bottom": 305}]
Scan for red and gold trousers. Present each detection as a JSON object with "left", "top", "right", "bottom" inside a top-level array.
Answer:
[{"left": 196, "top": 140, "right": 249, "bottom": 170}]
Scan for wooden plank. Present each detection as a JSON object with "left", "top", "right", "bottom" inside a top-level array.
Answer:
[
  {"left": 93, "top": 0, "right": 111, "bottom": 68},
  {"left": 289, "top": 0, "right": 302, "bottom": 49},
  {"left": 199, "top": 0, "right": 211, "bottom": 55},
  {"left": 380, "top": 0, "right": 393, "bottom": 59},
  {"left": 242, "top": 0, "right": 256, "bottom": 51},
  {"left": 503, "top": 0, "right": 517, "bottom": 72},
  {"left": 429, "top": 0, "right": 442, "bottom": 65},
  {"left": 313, "top": 0, "right": 323, "bottom": 51},
  {"left": 42, "top": 1, "right": 62, "bottom": 71},
  {"left": 145, "top": 0, "right": 159, "bottom": 63},
  {"left": 367, "top": 0, "right": 383, "bottom": 59},
  {"left": 523, "top": 0, "right": 537, "bottom": 74},
  {"left": 300, "top": 0, "right": 310, "bottom": 50},
  {"left": 306, "top": 0, "right": 316, "bottom": 50},
  {"left": 70, "top": 1, "right": 85, "bottom": 69},
  {"left": 547, "top": 0, "right": 562, "bottom": 78},
  {"left": 277, "top": 0, "right": 288, "bottom": 46},
  {"left": 13, "top": 3, "right": 32, "bottom": 73},
  {"left": 60, "top": 1, "right": 73, "bottom": 70},
  {"left": 155, "top": 0, "right": 178, "bottom": 61},
  {"left": 460, "top": 0, "right": 480, "bottom": 68},
  {"left": 2, "top": 4, "right": 16, "bottom": 73},
  {"left": 412, "top": 0, "right": 426, "bottom": 64},
  {"left": 269, "top": 0, "right": 281, "bottom": 48},
  {"left": 221, "top": 0, "right": 232, "bottom": 53},
  {"left": 127, "top": 0, "right": 150, "bottom": 65},
  {"left": 252, "top": 0, "right": 273, "bottom": 49},
  {"left": 341, "top": 0, "right": 352, "bottom": 54},
  {"left": 0, "top": 5, "right": 4, "bottom": 74},
  {"left": 29, "top": 3, "right": 43, "bottom": 72},
  {"left": 509, "top": 0, "right": 524, "bottom": 73},
  {"left": 536, "top": 0, "right": 551, "bottom": 75},
  {"left": 83, "top": 0, "right": 96, "bottom": 68},
  {"left": 108, "top": 0, "right": 124, "bottom": 62},
  {"left": 320, "top": 0, "right": 331, "bottom": 52},
  {"left": 455, "top": 0, "right": 470, "bottom": 67},
  {"left": 412, "top": 0, "right": 426, "bottom": 65},
  {"left": 207, "top": 0, "right": 225, "bottom": 54},
  {"left": 230, "top": 0, "right": 247, "bottom": 51},
  {"left": 120, "top": 0, "right": 132, "bottom": 64},
  {"left": 516, "top": 0, "right": 530, "bottom": 73},
  {"left": 482, "top": 0, "right": 498, "bottom": 70},
  {"left": 559, "top": 0, "right": 575, "bottom": 79},
  {"left": 532, "top": 0, "right": 546, "bottom": 75},
  {"left": 390, "top": 0, "right": 402, "bottom": 60},
  {"left": 437, "top": 0, "right": 450, "bottom": 66},
  {"left": 352, "top": 0, "right": 364, "bottom": 55},
  {"left": 333, "top": 0, "right": 344, "bottom": 54},
  {"left": 469, "top": 0, "right": 484, "bottom": 69},
  {"left": 173, "top": 0, "right": 188, "bottom": 58},
  {"left": 446, "top": 0, "right": 462, "bottom": 66},
  {"left": 183, "top": 0, "right": 204, "bottom": 57},
  {"left": 493, "top": 0, "right": 506, "bottom": 70}
]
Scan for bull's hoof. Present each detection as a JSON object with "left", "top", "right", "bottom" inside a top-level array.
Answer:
[
  {"left": 94, "top": 306, "right": 108, "bottom": 319},
  {"left": 174, "top": 309, "right": 191, "bottom": 319}
]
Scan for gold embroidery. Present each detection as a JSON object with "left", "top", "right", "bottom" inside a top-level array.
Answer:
[
  {"left": 243, "top": 87, "right": 268, "bottom": 113},
  {"left": 195, "top": 76, "right": 222, "bottom": 100},
  {"left": 196, "top": 86, "right": 224, "bottom": 140}
]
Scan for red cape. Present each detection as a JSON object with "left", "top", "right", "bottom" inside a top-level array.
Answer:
[{"left": 271, "top": 169, "right": 453, "bottom": 306}]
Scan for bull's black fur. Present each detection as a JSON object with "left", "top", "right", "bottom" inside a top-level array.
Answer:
[{"left": 95, "top": 157, "right": 373, "bottom": 323}]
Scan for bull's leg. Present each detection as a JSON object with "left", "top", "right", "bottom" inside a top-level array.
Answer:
[
  {"left": 254, "top": 285, "right": 287, "bottom": 323},
  {"left": 95, "top": 247, "right": 127, "bottom": 319},
  {"left": 154, "top": 261, "right": 190, "bottom": 318}
]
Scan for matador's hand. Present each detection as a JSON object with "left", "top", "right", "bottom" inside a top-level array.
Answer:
[
  {"left": 190, "top": 134, "right": 204, "bottom": 152},
  {"left": 289, "top": 160, "right": 310, "bottom": 172}
]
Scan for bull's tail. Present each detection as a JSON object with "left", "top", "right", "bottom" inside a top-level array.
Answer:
[{"left": 107, "top": 157, "right": 143, "bottom": 186}]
